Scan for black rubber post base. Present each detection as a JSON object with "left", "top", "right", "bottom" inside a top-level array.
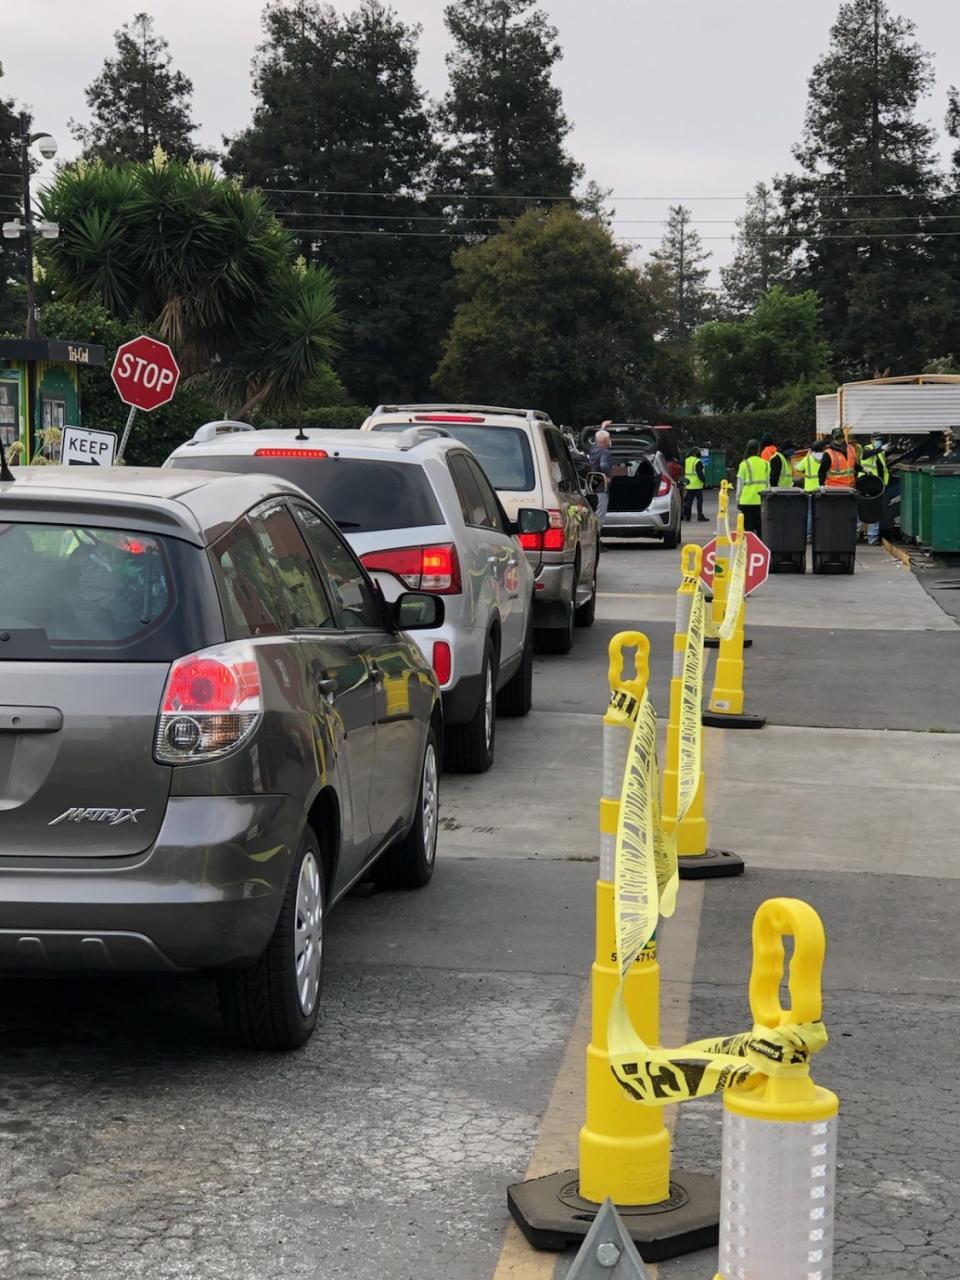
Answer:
[
  {"left": 701, "top": 710, "right": 765, "bottom": 729},
  {"left": 678, "top": 848, "right": 745, "bottom": 880},
  {"left": 705, "top": 636, "right": 753, "bottom": 649},
  {"left": 507, "top": 1170, "right": 719, "bottom": 1262}
]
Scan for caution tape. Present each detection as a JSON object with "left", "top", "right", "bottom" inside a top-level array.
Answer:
[{"left": 702, "top": 526, "right": 747, "bottom": 643}]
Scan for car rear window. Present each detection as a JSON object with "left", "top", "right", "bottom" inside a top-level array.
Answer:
[
  {"left": 372, "top": 424, "right": 535, "bottom": 491},
  {"left": 0, "top": 521, "right": 212, "bottom": 661},
  {"left": 169, "top": 454, "right": 442, "bottom": 533}
]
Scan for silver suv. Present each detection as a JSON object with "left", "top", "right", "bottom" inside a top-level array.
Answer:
[
  {"left": 166, "top": 425, "right": 546, "bottom": 774},
  {"left": 0, "top": 466, "right": 443, "bottom": 1050},
  {"left": 581, "top": 424, "right": 682, "bottom": 546},
  {"left": 361, "top": 406, "right": 600, "bottom": 654}
]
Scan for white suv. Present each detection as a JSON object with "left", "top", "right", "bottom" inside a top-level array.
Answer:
[
  {"left": 166, "top": 423, "right": 546, "bottom": 774},
  {"left": 361, "top": 405, "right": 599, "bottom": 654}
]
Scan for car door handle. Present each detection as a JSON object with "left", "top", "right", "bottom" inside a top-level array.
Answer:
[{"left": 316, "top": 676, "right": 337, "bottom": 697}]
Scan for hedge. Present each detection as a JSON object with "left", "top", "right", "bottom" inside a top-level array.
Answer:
[{"left": 667, "top": 408, "right": 814, "bottom": 462}]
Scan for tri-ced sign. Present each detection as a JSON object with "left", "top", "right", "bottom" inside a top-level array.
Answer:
[
  {"left": 111, "top": 335, "right": 181, "bottom": 412},
  {"left": 700, "top": 531, "right": 771, "bottom": 596},
  {"left": 60, "top": 425, "right": 118, "bottom": 467}
]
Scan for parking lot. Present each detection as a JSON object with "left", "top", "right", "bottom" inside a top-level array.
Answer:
[{"left": 2, "top": 495, "right": 959, "bottom": 1280}]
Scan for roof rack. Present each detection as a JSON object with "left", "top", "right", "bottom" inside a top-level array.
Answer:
[
  {"left": 373, "top": 403, "right": 553, "bottom": 425},
  {"left": 190, "top": 420, "right": 256, "bottom": 444},
  {"left": 395, "top": 425, "right": 452, "bottom": 451}
]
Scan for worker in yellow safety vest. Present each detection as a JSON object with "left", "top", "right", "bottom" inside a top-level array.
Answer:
[
  {"left": 858, "top": 435, "right": 890, "bottom": 546},
  {"left": 682, "top": 449, "right": 708, "bottom": 522},
  {"left": 760, "top": 434, "right": 794, "bottom": 488},
  {"left": 796, "top": 444, "right": 824, "bottom": 540},
  {"left": 736, "top": 439, "right": 770, "bottom": 537}
]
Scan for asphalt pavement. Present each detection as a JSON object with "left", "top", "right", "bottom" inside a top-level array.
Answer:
[{"left": 1, "top": 492, "right": 958, "bottom": 1280}]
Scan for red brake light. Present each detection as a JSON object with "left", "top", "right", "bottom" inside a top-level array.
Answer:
[
  {"left": 547, "top": 508, "right": 564, "bottom": 528},
  {"left": 658, "top": 475, "right": 672, "bottom": 496},
  {"left": 121, "top": 538, "right": 147, "bottom": 555},
  {"left": 155, "top": 647, "right": 262, "bottom": 763},
  {"left": 432, "top": 641, "right": 452, "bottom": 685},
  {"left": 254, "top": 447, "right": 328, "bottom": 459},
  {"left": 543, "top": 528, "right": 565, "bottom": 551},
  {"left": 518, "top": 531, "right": 542, "bottom": 551},
  {"left": 361, "top": 543, "right": 461, "bottom": 594},
  {"left": 414, "top": 414, "right": 485, "bottom": 423}
]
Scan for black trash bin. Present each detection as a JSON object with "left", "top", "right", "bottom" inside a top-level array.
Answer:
[
  {"left": 856, "top": 473, "right": 885, "bottom": 525},
  {"left": 811, "top": 489, "right": 858, "bottom": 574},
  {"left": 761, "top": 488, "right": 807, "bottom": 573}
]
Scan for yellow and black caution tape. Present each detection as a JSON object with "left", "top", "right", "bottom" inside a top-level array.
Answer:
[{"left": 702, "top": 524, "right": 747, "bottom": 644}]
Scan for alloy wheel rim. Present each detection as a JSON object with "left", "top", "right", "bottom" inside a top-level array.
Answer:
[
  {"left": 294, "top": 851, "right": 323, "bottom": 1016},
  {"left": 484, "top": 664, "right": 494, "bottom": 748},
  {"left": 422, "top": 743, "right": 439, "bottom": 865}
]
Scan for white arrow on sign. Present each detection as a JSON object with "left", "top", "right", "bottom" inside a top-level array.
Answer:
[{"left": 60, "top": 425, "right": 118, "bottom": 467}]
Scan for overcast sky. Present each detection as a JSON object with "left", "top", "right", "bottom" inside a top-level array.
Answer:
[{"left": 4, "top": 0, "right": 960, "bottom": 276}]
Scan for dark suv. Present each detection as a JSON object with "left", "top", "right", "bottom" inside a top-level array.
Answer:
[{"left": 0, "top": 467, "right": 443, "bottom": 1049}]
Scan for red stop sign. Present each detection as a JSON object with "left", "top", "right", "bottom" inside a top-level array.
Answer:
[
  {"left": 700, "top": 532, "right": 770, "bottom": 596},
  {"left": 111, "top": 335, "right": 180, "bottom": 411}
]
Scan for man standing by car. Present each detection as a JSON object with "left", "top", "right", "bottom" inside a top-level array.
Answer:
[
  {"left": 589, "top": 423, "right": 613, "bottom": 528},
  {"left": 682, "top": 448, "right": 708, "bottom": 521}
]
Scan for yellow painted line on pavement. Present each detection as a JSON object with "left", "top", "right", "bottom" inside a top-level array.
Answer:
[{"left": 882, "top": 537, "right": 912, "bottom": 569}]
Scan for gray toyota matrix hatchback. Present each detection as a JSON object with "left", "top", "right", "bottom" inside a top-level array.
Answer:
[{"left": 0, "top": 467, "right": 443, "bottom": 1050}]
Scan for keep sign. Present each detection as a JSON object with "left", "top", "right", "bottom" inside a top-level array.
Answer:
[
  {"left": 60, "top": 425, "right": 118, "bottom": 467},
  {"left": 111, "top": 335, "right": 180, "bottom": 412}
]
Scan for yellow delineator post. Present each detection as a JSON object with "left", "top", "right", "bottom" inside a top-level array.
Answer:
[
  {"left": 703, "top": 514, "right": 766, "bottom": 731},
  {"left": 706, "top": 480, "right": 751, "bottom": 651},
  {"left": 662, "top": 545, "right": 744, "bottom": 880},
  {"left": 713, "top": 899, "right": 839, "bottom": 1280},
  {"left": 507, "top": 633, "right": 720, "bottom": 1257}
]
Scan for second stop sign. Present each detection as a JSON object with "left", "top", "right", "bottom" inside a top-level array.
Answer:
[{"left": 111, "top": 335, "right": 181, "bottom": 412}]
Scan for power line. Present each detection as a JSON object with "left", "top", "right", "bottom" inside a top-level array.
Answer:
[
  {"left": 263, "top": 184, "right": 960, "bottom": 203},
  {"left": 280, "top": 223, "right": 960, "bottom": 242},
  {"left": 272, "top": 207, "right": 960, "bottom": 228}
]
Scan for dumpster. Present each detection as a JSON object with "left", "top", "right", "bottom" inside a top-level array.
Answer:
[
  {"left": 761, "top": 488, "right": 807, "bottom": 573},
  {"left": 811, "top": 489, "right": 857, "bottom": 574},
  {"left": 855, "top": 473, "right": 885, "bottom": 525},
  {"left": 920, "top": 465, "right": 960, "bottom": 552},
  {"left": 898, "top": 465, "right": 921, "bottom": 542},
  {"left": 703, "top": 449, "right": 727, "bottom": 488}
]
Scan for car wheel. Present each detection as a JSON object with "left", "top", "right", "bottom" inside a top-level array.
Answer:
[
  {"left": 497, "top": 625, "right": 533, "bottom": 717},
  {"left": 374, "top": 728, "right": 440, "bottom": 889},
  {"left": 536, "top": 597, "right": 575, "bottom": 654},
  {"left": 662, "top": 526, "right": 679, "bottom": 550},
  {"left": 444, "top": 643, "right": 497, "bottom": 773},
  {"left": 575, "top": 561, "right": 597, "bottom": 628},
  {"left": 218, "top": 827, "right": 325, "bottom": 1051}
]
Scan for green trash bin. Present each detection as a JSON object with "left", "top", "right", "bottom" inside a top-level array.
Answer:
[
  {"left": 898, "top": 465, "right": 921, "bottom": 542},
  {"left": 703, "top": 449, "right": 727, "bottom": 488},
  {"left": 923, "top": 465, "right": 960, "bottom": 552}
]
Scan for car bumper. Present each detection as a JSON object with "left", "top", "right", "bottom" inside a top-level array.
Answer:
[
  {"left": 532, "top": 559, "right": 575, "bottom": 626},
  {"left": 602, "top": 505, "right": 675, "bottom": 537},
  {"left": 0, "top": 795, "right": 301, "bottom": 973}
]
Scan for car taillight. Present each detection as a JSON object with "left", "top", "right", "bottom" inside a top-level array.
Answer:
[
  {"left": 432, "top": 641, "right": 452, "bottom": 685},
  {"left": 658, "top": 475, "right": 672, "bottom": 496},
  {"left": 547, "top": 508, "right": 564, "bottom": 528},
  {"left": 155, "top": 645, "right": 263, "bottom": 764},
  {"left": 360, "top": 544, "right": 461, "bottom": 594},
  {"left": 254, "top": 447, "right": 328, "bottom": 458},
  {"left": 414, "top": 414, "right": 485, "bottom": 423},
  {"left": 518, "top": 531, "right": 542, "bottom": 551},
  {"left": 543, "top": 528, "right": 565, "bottom": 550}
]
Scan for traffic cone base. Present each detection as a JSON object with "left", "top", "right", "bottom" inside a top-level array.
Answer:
[
  {"left": 705, "top": 636, "right": 752, "bottom": 649},
  {"left": 701, "top": 710, "right": 766, "bottom": 730},
  {"left": 507, "top": 1170, "right": 720, "bottom": 1261},
  {"left": 678, "top": 848, "right": 745, "bottom": 880}
]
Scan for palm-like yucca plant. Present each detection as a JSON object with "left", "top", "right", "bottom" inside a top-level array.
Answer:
[{"left": 38, "top": 156, "right": 341, "bottom": 411}]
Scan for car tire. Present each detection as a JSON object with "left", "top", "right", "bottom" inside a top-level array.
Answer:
[
  {"left": 536, "top": 597, "right": 575, "bottom": 654},
  {"left": 662, "top": 526, "right": 679, "bottom": 550},
  {"left": 217, "top": 827, "right": 325, "bottom": 1052},
  {"left": 374, "top": 728, "right": 440, "bottom": 889},
  {"left": 444, "top": 643, "right": 497, "bottom": 773},
  {"left": 575, "top": 562, "right": 597, "bottom": 628},
  {"left": 497, "top": 626, "right": 533, "bottom": 717}
]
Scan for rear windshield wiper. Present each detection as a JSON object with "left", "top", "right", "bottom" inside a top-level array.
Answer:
[{"left": 334, "top": 519, "right": 363, "bottom": 530}]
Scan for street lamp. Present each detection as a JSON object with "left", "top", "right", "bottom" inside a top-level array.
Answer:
[{"left": 4, "top": 113, "right": 60, "bottom": 338}]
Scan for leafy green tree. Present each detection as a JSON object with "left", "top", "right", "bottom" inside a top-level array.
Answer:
[
  {"left": 39, "top": 157, "right": 341, "bottom": 417},
  {"left": 438, "top": 0, "right": 582, "bottom": 216},
  {"left": 644, "top": 206, "right": 713, "bottom": 342},
  {"left": 720, "top": 183, "right": 791, "bottom": 316},
  {"left": 696, "top": 287, "right": 833, "bottom": 412},
  {"left": 433, "top": 208, "right": 656, "bottom": 423},
  {"left": 0, "top": 64, "right": 25, "bottom": 332},
  {"left": 70, "top": 14, "right": 199, "bottom": 162},
  {"left": 780, "top": 0, "right": 942, "bottom": 376},
  {"left": 225, "top": 0, "right": 449, "bottom": 403}
]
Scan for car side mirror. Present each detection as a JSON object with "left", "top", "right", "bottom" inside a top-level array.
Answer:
[
  {"left": 394, "top": 591, "right": 444, "bottom": 631},
  {"left": 513, "top": 507, "right": 550, "bottom": 535},
  {"left": 586, "top": 471, "right": 607, "bottom": 494}
]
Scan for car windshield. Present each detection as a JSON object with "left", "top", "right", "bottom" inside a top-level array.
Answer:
[
  {"left": 0, "top": 521, "right": 208, "bottom": 661},
  {"left": 372, "top": 424, "right": 535, "bottom": 491},
  {"left": 169, "top": 454, "right": 443, "bottom": 532}
]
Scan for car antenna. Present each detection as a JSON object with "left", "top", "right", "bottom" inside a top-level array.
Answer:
[
  {"left": 295, "top": 425, "right": 309, "bottom": 441},
  {"left": 0, "top": 435, "right": 15, "bottom": 483}
]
